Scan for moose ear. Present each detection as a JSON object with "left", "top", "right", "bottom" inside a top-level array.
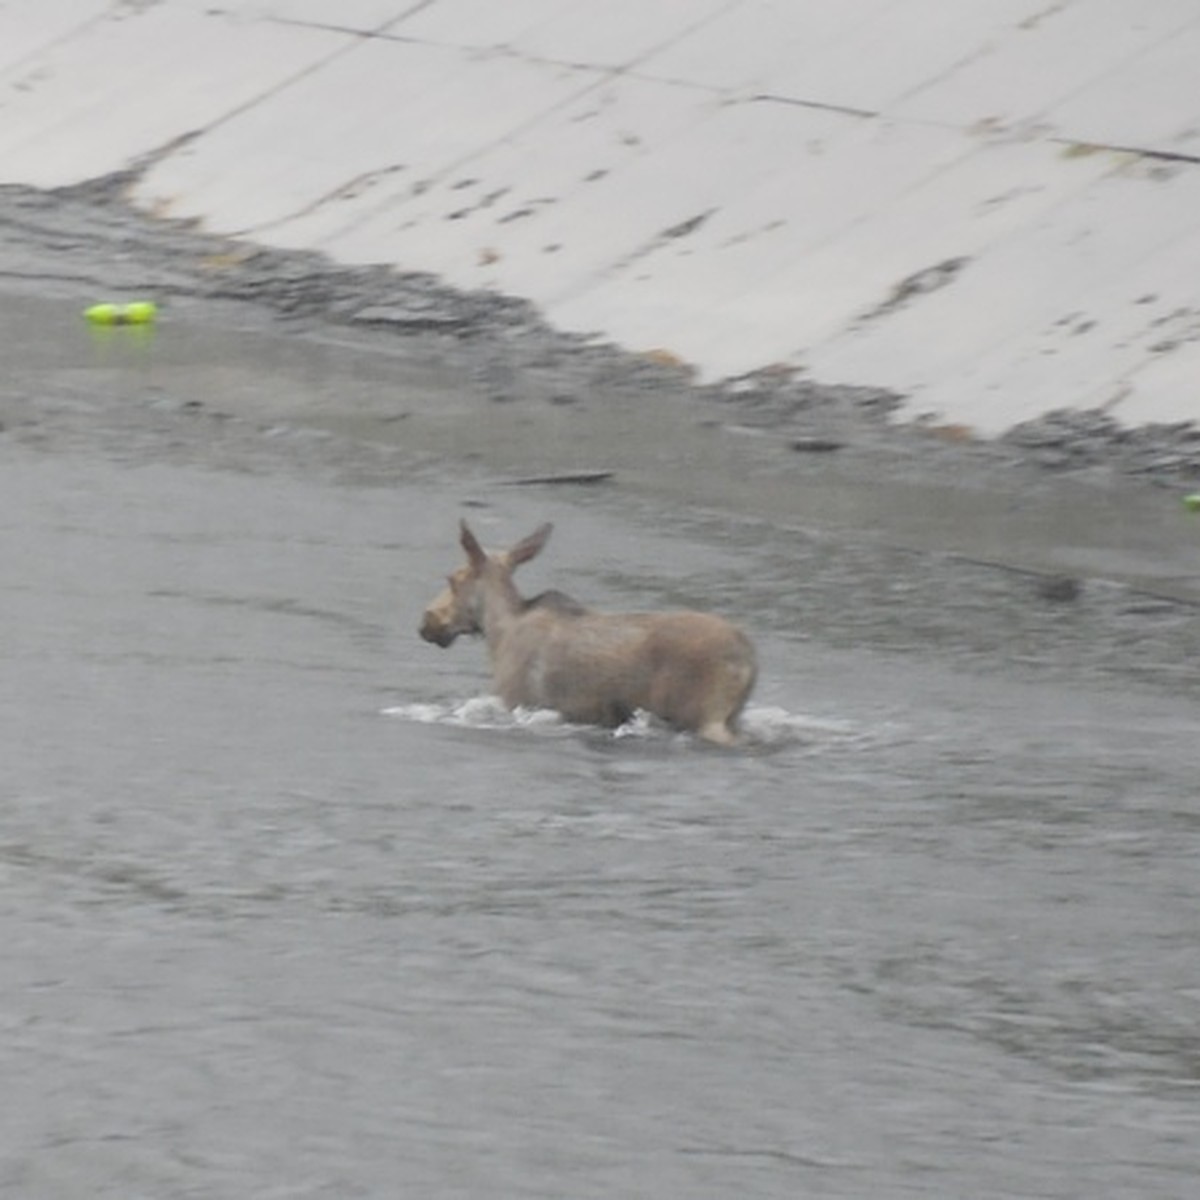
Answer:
[
  {"left": 506, "top": 522, "right": 553, "bottom": 569},
  {"left": 459, "top": 520, "right": 487, "bottom": 569}
]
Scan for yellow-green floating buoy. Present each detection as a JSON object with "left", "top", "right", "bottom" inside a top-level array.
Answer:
[{"left": 85, "top": 301, "right": 158, "bottom": 325}]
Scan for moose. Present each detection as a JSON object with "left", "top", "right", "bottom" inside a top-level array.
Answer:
[{"left": 418, "top": 521, "right": 757, "bottom": 745}]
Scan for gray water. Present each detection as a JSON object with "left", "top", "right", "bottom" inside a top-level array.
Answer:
[{"left": 3, "top": 300, "right": 1200, "bottom": 1199}]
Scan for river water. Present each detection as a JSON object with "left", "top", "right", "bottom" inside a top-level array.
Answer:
[{"left": 3, "top": 294, "right": 1199, "bottom": 1198}]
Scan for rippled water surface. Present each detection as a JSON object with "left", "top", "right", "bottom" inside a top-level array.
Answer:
[{"left": 3, "top": 309, "right": 1200, "bottom": 1199}]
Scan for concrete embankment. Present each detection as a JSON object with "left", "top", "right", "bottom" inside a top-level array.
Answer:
[{"left": 2, "top": 1, "right": 1199, "bottom": 434}]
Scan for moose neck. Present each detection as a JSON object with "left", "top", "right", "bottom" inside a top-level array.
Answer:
[{"left": 478, "top": 569, "right": 526, "bottom": 657}]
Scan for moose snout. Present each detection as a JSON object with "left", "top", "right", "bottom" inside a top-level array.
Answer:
[{"left": 419, "top": 614, "right": 454, "bottom": 647}]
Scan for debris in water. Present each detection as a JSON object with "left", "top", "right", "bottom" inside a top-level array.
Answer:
[{"left": 499, "top": 470, "right": 614, "bottom": 487}]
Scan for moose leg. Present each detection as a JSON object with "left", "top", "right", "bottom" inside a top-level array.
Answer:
[
  {"left": 695, "top": 653, "right": 756, "bottom": 746},
  {"left": 697, "top": 719, "right": 739, "bottom": 747}
]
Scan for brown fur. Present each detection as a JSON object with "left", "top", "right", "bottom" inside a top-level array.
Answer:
[{"left": 418, "top": 521, "right": 757, "bottom": 745}]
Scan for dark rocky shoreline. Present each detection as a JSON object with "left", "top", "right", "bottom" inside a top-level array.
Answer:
[{"left": 3, "top": 175, "right": 1199, "bottom": 493}]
